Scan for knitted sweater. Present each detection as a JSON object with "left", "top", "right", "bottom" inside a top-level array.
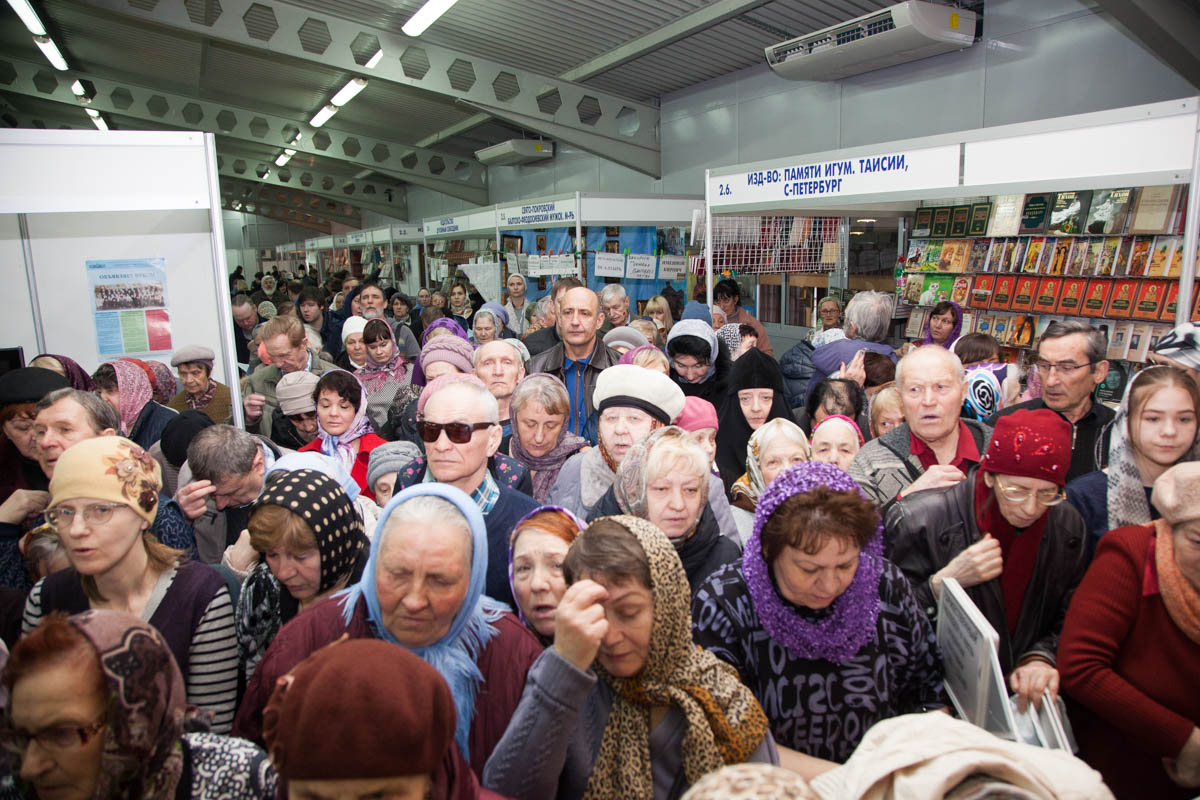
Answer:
[
  {"left": 166, "top": 381, "right": 233, "bottom": 425},
  {"left": 848, "top": 420, "right": 992, "bottom": 508}
]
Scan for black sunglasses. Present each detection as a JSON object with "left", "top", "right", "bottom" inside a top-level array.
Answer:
[{"left": 417, "top": 420, "right": 494, "bottom": 444}]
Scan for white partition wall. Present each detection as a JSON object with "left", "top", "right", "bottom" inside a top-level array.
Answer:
[{"left": 0, "top": 129, "right": 242, "bottom": 427}]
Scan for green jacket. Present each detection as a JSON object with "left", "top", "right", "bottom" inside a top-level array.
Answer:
[{"left": 243, "top": 353, "right": 337, "bottom": 437}]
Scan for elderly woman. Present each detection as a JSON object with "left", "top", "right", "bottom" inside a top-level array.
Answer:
[
  {"left": 508, "top": 505, "right": 586, "bottom": 644},
  {"left": 590, "top": 427, "right": 741, "bottom": 597},
  {"left": 357, "top": 318, "right": 418, "bottom": 432},
  {"left": 484, "top": 515, "right": 777, "bottom": 799},
  {"left": 886, "top": 408, "right": 1088, "bottom": 712},
  {"left": 619, "top": 345, "right": 671, "bottom": 374},
  {"left": 298, "top": 370, "right": 387, "bottom": 498},
  {"left": 0, "top": 368, "right": 69, "bottom": 503},
  {"left": 165, "top": 345, "right": 232, "bottom": 424},
  {"left": 234, "top": 468, "right": 369, "bottom": 680},
  {"left": 91, "top": 360, "right": 177, "bottom": 450},
  {"left": 1059, "top": 462, "right": 1200, "bottom": 799},
  {"left": 809, "top": 415, "right": 863, "bottom": 472},
  {"left": 667, "top": 320, "right": 732, "bottom": 405},
  {"left": 4, "top": 610, "right": 276, "bottom": 799},
  {"left": 29, "top": 353, "right": 95, "bottom": 391},
  {"left": 807, "top": 295, "right": 844, "bottom": 347},
  {"left": 869, "top": 385, "right": 903, "bottom": 439},
  {"left": 22, "top": 436, "right": 238, "bottom": 732},
  {"left": 715, "top": 349, "right": 795, "bottom": 492},
  {"left": 728, "top": 418, "right": 810, "bottom": 546},
  {"left": 692, "top": 462, "right": 944, "bottom": 772},
  {"left": 508, "top": 374, "right": 588, "bottom": 502},
  {"left": 472, "top": 307, "right": 504, "bottom": 345},
  {"left": 234, "top": 483, "right": 543, "bottom": 781},
  {"left": 336, "top": 316, "right": 369, "bottom": 372}
]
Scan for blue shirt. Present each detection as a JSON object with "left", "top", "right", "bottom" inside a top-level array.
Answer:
[{"left": 563, "top": 354, "right": 592, "bottom": 436}]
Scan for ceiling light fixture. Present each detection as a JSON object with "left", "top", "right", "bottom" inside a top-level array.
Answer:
[
  {"left": 402, "top": 0, "right": 460, "bottom": 37},
  {"left": 6, "top": 0, "right": 47, "bottom": 36},
  {"left": 354, "top": 168, "right": 373, "bottom": 179},
  {"left": 364, "top": 49, "right": 383, "bottom": 69},
  {"left": 84, "top": 107, "right": 100, "bottom": 118},
  {"left": 89, "top": 113, "right": 108, "bottom": 131},
  {"left": 330, "top": 77, "right": 367, "bottom": 107},
  {"left": 33, "top": 35, "right": 68, "bottom": 70},
  {"left": 70, "top": 79, "right": 86, "bottom": 96},
  {"left": 288, "top": 132, "right": 302, "bottom": 145},
  {"left": 309, "top": 103, "right": 338, "bottom": 128},
  {"left": 856, "top": 218, "right": 877, "bottom": 223},
  {"left": 274, "top": 148, "right": 296, "bottom": 167}
]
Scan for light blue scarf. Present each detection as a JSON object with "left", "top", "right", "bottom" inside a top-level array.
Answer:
[{"left": 336, "top": 482, "right": 506, "bottom": 759}]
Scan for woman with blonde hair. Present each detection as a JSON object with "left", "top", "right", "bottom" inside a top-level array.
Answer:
[
  {"left": 868, "top": 385, "right": 904, "bottom": 439},
  {"left": 643, "top": 294, "right": 674, "bottom": 338},
  {"left": 728, "top": 418, "right": 810, "bottom": 545}
]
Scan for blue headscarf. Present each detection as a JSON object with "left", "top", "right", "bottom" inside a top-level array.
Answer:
[{"left": 336, "top": 482, "right": 506, "bottom": 759}]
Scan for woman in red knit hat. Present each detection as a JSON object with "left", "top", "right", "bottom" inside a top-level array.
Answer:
[{"left": 885, "top": 407, "right": 1089, "bottom": 713}]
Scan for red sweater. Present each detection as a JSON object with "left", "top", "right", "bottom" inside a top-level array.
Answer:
[
  {"left": 1058, "top": 523, "right": 1200, "bottom": 800},
  {"left": 299, "top": 433, "right": 387, "bottom": 500}
]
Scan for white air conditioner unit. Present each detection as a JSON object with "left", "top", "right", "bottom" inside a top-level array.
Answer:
[
  {"left": 765, "top": 1, "right": 976, "bottom": 82},
  {"left": 474, "top": 139, "right": 555, "bottom": 166}
]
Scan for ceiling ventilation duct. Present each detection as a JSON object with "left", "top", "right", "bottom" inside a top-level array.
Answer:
[
  {"left": 474, "top": 139, "right": 555, "bottom": 166},
  {"left": 766, "top": 1, "right": 977, "bottom": 82}
]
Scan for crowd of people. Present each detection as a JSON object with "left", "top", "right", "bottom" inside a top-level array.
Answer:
[{"left": 0, "top": 262, "right": 1197, "bottom": 799}]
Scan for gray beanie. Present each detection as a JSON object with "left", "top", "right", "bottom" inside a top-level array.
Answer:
[{"left": 366, "top": 441, "right": 422, "bottom": 489}]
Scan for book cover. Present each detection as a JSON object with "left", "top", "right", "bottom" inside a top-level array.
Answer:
[
  {"left": 995, "top": 239, "right": 1017, "bottom": 273},
  {"left": 1033, "top": 277, "right": 1063, "bottom": 314},
  {"left": 1035, "top": 315, "right": 1060, "bottom": 342},
  {"left": 1066, "top": 238, "right": 1090, "bottom": 276},
  {"left": 1105, "top": 278, "right": 1138, "bottom": 318},
  {"left": 1009, "top": 314, "right": 1036, "bottom": 348},
  {"left": 1106, "top": 321, "right": 1133, "bottom": 361},
  {"left": 1080, "top": 280, "right": 1113, "bottom": 317},
  {"left": 1126, "top": 236, "right": 1153, "bottom": 277},
  {"left": 1166, "top": 238, "right": 1187, "bottom": 278},
  {"left": 987, "top": 194, "right": 1024, "bottom": 237},
  {"left": 1056, "top": 278, "right": 1088, "bottom": 316},
  {"left": 912, "top": 208, "right": 934, "bottom": 239},
  {"left": 968, "top": 203, "right": 992, "bottom": 236},
  {"left": 1129, "top": 185, "right": 1181, "bottom": 234},
  {"left": 1095, "top": 237, "right": 1120, "bottom": 276},
  {"left": 1128, "top": 323, "right": 1153, "bottom": 362},
  {"left": 1132, "top": 279, "right": 1168, "bottom": 321},
  {"left": 976, "top": 313, "right": 994, "bottom": 336},
  {"left": 905, "top": 308, "right": 929, "bottom": 338},
  {"left": 922, "top": 240, "right": 944, "bottom": 271},
  {"left": 1097, "top": 360, "right": 1131, "bottom": 405},
  {"left": 1047, "top": 190, "right": 1093, "bottom": 236},
  {"left": 1085, "top": 188, "right": 1134, "bottom": 235},
  {"left": 991, "top": 314, "right": 1010, "bottom": 343},
  {"left": 930, "top": 207, "right": 953, "bottom": 238},
  {"left": 1046, "top": 237, "right": 1073, "bottom": 275},
  {"left": 939, "top": 239, "right": 972, "bottom": 272},
  {"left": 951, "top": 276, "right": 971, "bottom": 306},
  {"left": 1022, "top": 238, "right": 1046, "bottom": 274},
  {"left": 902, "top": 273, "right": 926, "bottom": 306},
  {"left": 904, "top": 240, "right": 926, "bottom": 269},
  {"left": 991, "top": 275, "right": 1016, "bottom": 310},
  {"left": 919, "top": 275, "right": 954, "bottom": 305},
  {"left": 1113, "top": 237, "right": 1133, "bottom": 276},
  {"left": 1010, "top": 276, "right": 1037, "bottom": 312},
  {"left": 960, "top": 310, "right": 976, "bottom": 333},
  {"left": 1161, "top": 281, "right": 1181, "bottom": 322},
  {"left": 1194, "top": 287, "right": 1200, "bottom": 323},
  {"left": 1147, "top": 237, "right": 1175, "bottom": 277},
  {"left": 970, "top": 275, "right": 996, "bottom": 309},
  {"left": 1019, "top": 194, "right": 1053, "bottom": 235},
  {"left": 1080, "top": 239, "right": 1103, "bottom": 277},
  {"left": 949, "top": 205, "right": 972, "bottom": 238},
  {"left": 968, "top": 239, "right": 993, "bottom": 273},
  {"left": 1149, "top": 325, "right": 1172, "bottom": 351}
]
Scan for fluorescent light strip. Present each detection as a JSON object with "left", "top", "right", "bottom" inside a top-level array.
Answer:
[
  {"left": 402, "top": 0, "right": 460, "bottom": 37},
  {"left": 7, "top": 0, "right": 46, "bottom": 36},
  {"left": 85, "top": 108, "right": 100, "bottom": 118},
  {"left": 309, "top": 103, "right": 337, "bottom": 128},
  {"left": 33, "top": 36, "right": 68, "bottom": 70},
  {"left": 274, "top": 148, "right": 296, "bottom": 167},
  {"left": 330, "top": 77, "right": 367, "bottom": 107},
  {"left": 364, "top": 49, "right": 383, "bottom": 69},
  {"left": 90, "top": 114, "right": 108, "bottom": 131}
]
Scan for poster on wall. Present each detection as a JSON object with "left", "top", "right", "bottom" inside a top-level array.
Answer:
[
  {"left": 87, "top": 257, "right": 173, "bottom": 357},
  {"left": 658, "top": 255, "right": 687, "bottom": 281},
  {"left": 626, "top": 253, "right": 657, "bottom": 280}
]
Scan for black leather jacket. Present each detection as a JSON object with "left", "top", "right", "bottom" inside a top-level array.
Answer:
[{"left": 884, "top": 467, "right": 1088, "bottom": 674}]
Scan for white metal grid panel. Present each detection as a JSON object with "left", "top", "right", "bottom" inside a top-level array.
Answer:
[{"left": 709, "top": 215, "right": 846, "bottom": 274}]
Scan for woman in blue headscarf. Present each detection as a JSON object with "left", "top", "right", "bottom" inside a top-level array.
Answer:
[{"left": 232, "top": 483, "right": 545, "bottom": 780}]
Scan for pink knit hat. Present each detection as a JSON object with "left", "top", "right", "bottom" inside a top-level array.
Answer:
[
  {"left": 417, "top": 372, "right": 488, "bottom": 416},
  {"left": 419, "top": 335, "right": 474, "bottom": 375},
  {"left": 674, "top": 396, "right": 718, "bottom": 431}
]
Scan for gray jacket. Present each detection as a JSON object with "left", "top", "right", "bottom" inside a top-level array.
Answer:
[
  {"left": 482, "top": 648, "right": 777, "bottom": 800},
  {"left": 848, "top": 419, "right": 993, "bottom": 507}
]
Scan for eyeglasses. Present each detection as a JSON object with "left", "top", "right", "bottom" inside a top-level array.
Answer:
[
  {"left": 45, "top": 503, "right": 118, "bottom": 527},
  {"left": 993, "top": 477, "right": 1065, "bottom": 506},
  {"left": 1034, "top": 359, "right": 1096, "bottom": 376},
  {"left": 0, "top": 718, "right": 106, "bottom": 755},
  {"left": 417, "top": 420, "right": 494, "bottom": 444}
]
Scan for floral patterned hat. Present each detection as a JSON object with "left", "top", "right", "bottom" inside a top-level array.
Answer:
[{"left": 49, "top": 435, "right": 162, "bottom": 523}]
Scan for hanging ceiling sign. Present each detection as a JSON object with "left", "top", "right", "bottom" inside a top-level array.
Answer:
[
  {"left": 497, "top": 198, "right": 577, "bottom": 229},
  {"left": 710, "top": 144, "right": 961, "bottom": 207}
]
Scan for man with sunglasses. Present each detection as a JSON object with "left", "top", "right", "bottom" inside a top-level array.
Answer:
[
  {"left": 269, "top": 370, "right": 321, "bottom": 450},
  {"left": 886, "top": 408, "right": 1088, "bottom": 715},
  {"left": 407, "top": 375, "right": 536, "bottom": 608},
  {"left": 988, "top": 320, "right": 1112, "bottom": 482}
]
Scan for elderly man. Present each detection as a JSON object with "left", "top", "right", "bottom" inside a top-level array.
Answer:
[
  {"left": 850, "top": 345, "right": 992, "bottom": 507},
  {"left": 503, "top": 273, "right": 530, "bottom": 338},
  {"left": 528, "top": 285, "right": 620, "bottom": 441},
  {"left": 988, "top": 320, "right": 1112, "bottom": 482},
  {"left": 270, "top": 370, "right": 320, "bottom": 450},
  {"left": 359, "top": 279, "right": 420, "bottom": 359},
  {"left": 804, "top": 290, "right": 896, "bottom": 402},
  {"left": 415, "top": 286, "right": 431, "bottom": 312},
  {"left": 166, "top": 345, "right": 231, "bottom": 424},
  {"left": 523, "top": 277, "right": 583, "bottom": 357},
  {"left": 251, "top": 273, "right": 288, "bottom": 307},
  {"left": 713, "top": 277, "right": 772, "bottom": 356},
  {"left": 474, "top": 339, "right": 526, "bottom": 449},
  {"left": 242, "top": 314, "right": 337, "bottom": 438},
  {"left": 598, "top": 283, "right": 632, "bottom": 328},
  {"left": 230, "top": 294, "right": 259, "bottom": 366}
]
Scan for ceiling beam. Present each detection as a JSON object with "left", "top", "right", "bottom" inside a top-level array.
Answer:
[
  {"left": 219, "top": 194, "right": 332, "bottom": 233},
  {"left": 0, "top": 57, "right": 488, "bottom": 204},
  {"left": 220, "top": 176, "right": 363, "bottom": 228},
  {"left": 1092, "top": 0, "right": 1200, "bottom": 88},
  {"left": 74, "top": 0, "right": 662, "bottom": 177}
]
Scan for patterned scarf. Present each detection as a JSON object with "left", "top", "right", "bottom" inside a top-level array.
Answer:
[
  {"left": 37, "top": 353, "right": 95, "bottom": 390},
  {"left": 356, "top": 325, "right": 410, "bottom": 395},
  {"left": 147, "top": 361, "right": 177, "bottom": 404},
  {"left": 316, "top": 370, "right": 375, "bottom": 474},
  {"left": 1106, "top": 367, "right": 1200, "bottom": 530},
  {"left": 1155, "top": 519, "right": 1200, "bottom": 645},
  {"left": 109, "top": 359, "right": 153, "bottom": 435},
  {"left": 729, "top": 418, "right": 811, "bottom": 507},
  {"left": 743, "top": 462, "right": 884, "bottom": 664},
  {"left": 612, "top": 427, "right": 709, "bottom": 521},
  {"left": 507, "top": 380, "right": 588, "bottom": 502},
  {"left": 583, "top": 515, "right": 769, "bottom": 800},
  {"left": 187, "top": 379, "right": 217, "bottom": 411}
]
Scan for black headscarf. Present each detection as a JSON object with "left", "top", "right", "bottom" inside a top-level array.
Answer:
[{"left": 715, "top": 348, "right": 794, "bottom": 491}]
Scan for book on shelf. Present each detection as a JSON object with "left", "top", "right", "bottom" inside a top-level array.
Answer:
[
  {"left": 970, "top": 275, "right": 996, "bottom": 309},
  {"left": 904, "top": 240, "right": 926, "bottom": 269},
  {"left": 1147, "top": 237, "right": 1175, "bottom": 277},
  {"left": 1046, "top": 237, "right": 1073, "bottom": 276},
  {"left": 976, "top": 313, "right": 994, "bottom": 336},
  {"left": 905, "top": 308, "right": 929, "bottom": 338},
  {"left": 912, "top": 208, "right": 934, "bottom": 239},
  {"left": 1128, "top": 185, "right": 1184, "bottom": 234},
  {"left": 987, "top": 194, "right": 1024, "bottom": 237},
  {"left": 1125, "top": 236, "right": 1153, "bottom": 277},
  {"left": 1162, "top": 282, "right": 1181, "bottom": 322},
  {"left": 1019, "top": 194, "right": 1053, "bottom": 235},
  {"left": 930, "top": 207, "right": 953, "bottom": 238},
  {"left": 1149, "top": 325, "right": 1172, "bottom": 351},
  {"left": 1033, "top": 278, "right": 1062, "bottom": 314},
  {"left": 1110, "top": 238, "right": 1131, "bottom": 276},
  {"left": 939, "top": 239, "right": 972, "bottom": 272},
  {"left": 991, "top": 275, "right": 1016, "bottom": 310},
  {"left": 919, "top": 275, "right": 954, "bottom": 305},
  {"left": 1047, "top": 190, "right": 1093, "bottom": 236},
  {"left": 968, "top": 203, "right": 992, "bottom": 236},
  {"left": 1056, "top": 278, "right": 1088, "bottom": 316},
  {"left": 968, "top": 239, "right": 992, "bottom": 272},
  {"left": 1010, "top": 277, "right": 1037, "bottom": 312},
  {"left": 922, "top": 240, "right": 944, "bottom": 271},
  {"left": 951, "top": 276, "right": 971, "bottom": 306},
  {"left": 1066, "top": 238, "right": 1091, "bottom": 276},
  {"left": 1193, "top": 287, "right": 1200, "bottom": 323},
  {"left": 960, "top": 309, "right": 976, "bottom": 333},
  {"left": 1035, "top": 315, "right": 1061, "bottom": 342},
  {"left": 1107, "top": 321, "right": 1133, "bottom": 361},
  {"left": 1098, "top": 360, "right": 1131, "bottom": 404},
  {"left": 1021, "top": 238, "right": 1046, "bottom": 274},
  {"left": 949, "top": 205, "right": 972, "bottom": 238},
  {"left": 1105, "top": 279, "right": 1138, "bottom": 318},
  {"left": 1009, "top": 314, "right": 1036, "bottom": 348},
  {"left": 1165, "top": 237, "right": 1186, "bottom": 278},
  {"left": 998, "top": 346, "right": 1022, "bottom": 364},
  {"left": 1095, "top": 237, "right": 1120, "bottom": 276},
  {"left": 1085, "top": 188, "right": 1134, "bottom": 235},
  {"left": 902, "top": 273, "right": 925, "bottom": 305},
  {"left": 1128, "top": 323, "right": 1153, "bottom": 362},
  {"left": 992, "top": 314, "right": 1010, "bottom": 342},
  {"left": 1081, "top": 279, "right": 1113, "bottom": 318},
  {"left": 1132, "top": 280, "right": 1168, "bottom": 322},
  {"left": 994, "top": 239, "right": 1017, "bottom": 273}
]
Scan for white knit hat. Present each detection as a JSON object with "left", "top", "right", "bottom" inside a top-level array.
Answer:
[{"left": 341, "top": 316, "right": 368, "bottom": 345}]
